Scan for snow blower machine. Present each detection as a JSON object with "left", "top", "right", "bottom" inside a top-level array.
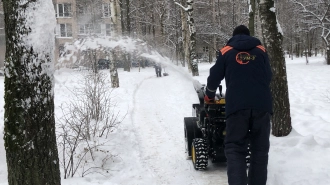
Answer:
[{"left": 184, "top": 80, "right": 250, "bottom": 170}]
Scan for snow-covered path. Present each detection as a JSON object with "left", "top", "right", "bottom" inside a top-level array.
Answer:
[
  {"left": 130, "top": 67, "right": 228, "bottom": 185},
  {"left": 2, "top": 56, "right": 330, "bottom": 185},
  {"left": 1, "top": 55, "right": 330, "bottom": 185}
]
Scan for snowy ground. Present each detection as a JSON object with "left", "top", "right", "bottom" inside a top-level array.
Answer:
[{"left": 1, "top": 55, "right": 330, "bottom": 185}]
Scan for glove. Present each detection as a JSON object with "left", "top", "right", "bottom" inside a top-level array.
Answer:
[{"left": 204, "top": 95, "right": 215, "bottom": 103}]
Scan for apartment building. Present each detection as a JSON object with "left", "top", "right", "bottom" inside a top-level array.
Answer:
[
  {"left": 53, "top": 0, "right": 121, "bottom": 67},
  {"left": 0, "top": 1, "right": 121, "bottom": 68}
]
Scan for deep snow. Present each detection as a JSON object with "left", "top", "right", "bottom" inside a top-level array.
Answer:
[{"left": 0, "top": 55, "right": 330, "bottom": 185}]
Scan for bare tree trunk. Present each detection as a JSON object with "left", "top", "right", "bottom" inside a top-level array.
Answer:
[
  {"left": 176, "top": 0, "right": 198, "bottom": 75},
  {"left": 180, "top": 0, "right": 189, "bottom": 68},
  {"left": 123, "top": 50, "right": 131, "bottom": 72},
  {"left": 321, "top": 36, "right": 330, "bottom": 64},
  {"left": 249, "top": 0, "right": 256, "bottom": 36},
  {"left": 175, "top": 3, "right": 180, "bottom": 65},
  {"left": 254, "top": 0, "right": 263, "bottom": 40},
  {"left": 291, "top": 33, "right": 294, "bottom": 60},
  {"left": 309, "top": 30, "right": 315, "bottom": 57},
  {"left": 259, "top": 0, "right": 292, "bottom": 137},
  {"left": 110, "top": 49, "right": 120, "bottom": 88},
  {"left": 327, "top": 48, "right": 330, "bottom": 65},
  {"left": 3, "top": 0, "right": 61, "bottom": 184},
  {"left": 126, "top": 0, "right": 131, "bottom": 36},
  {"left": 211, "top": 0, "right": 216, "bottom": 63},
  {"left": 134, "top": 0, "right": 142, "bottom": 37},
  {"left": 151, "top": 12, "right": 156, "bottom": 40},
  {"left": 111, "top": 0, "right": 122, "bottom": 36},
  {"left": 87, "top": 49, "right": 98, "bottom": 73},
  {"left": 119, "top": 0, "right": 126, "bottom": 35},
  {"left": 232, "top": 1, "right": 236, "bottom": 28},
  {"left": 186, "top": 0, "right": 199, "bottom": 76}
]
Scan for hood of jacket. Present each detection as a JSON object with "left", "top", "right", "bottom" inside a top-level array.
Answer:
[{"left": 226, "top": 35, "right": 262, "bottom": 51}]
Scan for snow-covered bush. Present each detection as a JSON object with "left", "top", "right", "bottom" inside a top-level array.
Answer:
[{"left": 57, "top": 71, "right": 125, "bottom": 178}]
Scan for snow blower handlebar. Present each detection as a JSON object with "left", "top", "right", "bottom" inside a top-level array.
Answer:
[
  {"left": 193, "top": 80, "right": 224, "bottom": 105},
  {"left": 193, "top": 80, "right": 206, "bottom": 105}
]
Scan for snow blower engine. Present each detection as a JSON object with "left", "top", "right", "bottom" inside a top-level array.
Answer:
[{"left": 184, "top": 80, "right": 250, "bottom": 170}]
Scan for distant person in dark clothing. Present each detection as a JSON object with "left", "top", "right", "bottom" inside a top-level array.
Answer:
[
  {"left": 204, "top": 25, "right": 273, "bottom": 185},
  {"left": 154, "top": 63, "right": 162, "bottom": 77}
]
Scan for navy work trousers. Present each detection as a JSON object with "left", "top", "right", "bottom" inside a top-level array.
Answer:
[{"left": 225, "top": 109, "right": 271, "bottom": 185}]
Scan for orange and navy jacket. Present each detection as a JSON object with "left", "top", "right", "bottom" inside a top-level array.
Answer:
[{"left": 206, "top": 34, "right": 273, "bottom": 117}]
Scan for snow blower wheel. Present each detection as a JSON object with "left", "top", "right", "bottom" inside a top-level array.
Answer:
[
  {"left": 184, "top": 117, "right": 202, "bottom": 159},
  {"left": 191, "top": 138, "right": 208, "bottom": 170}
]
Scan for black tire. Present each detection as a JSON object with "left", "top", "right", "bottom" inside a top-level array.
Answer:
[
  {"left": 246, "top": 143, "right": 251, "bottom": 168},
  {"left": 184, "top": 117, "right": 202, "bottom": 158},
  {"left": 191, "top": 138, "right": 208, "bottom": 170}
]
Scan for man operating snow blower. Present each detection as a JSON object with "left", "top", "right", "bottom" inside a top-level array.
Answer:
[
  {"left": 204, "top": 25, "right": 273, "bottom": 185},
  {"left": 154, "top": 62, "right": 162, "bottom": 77}
]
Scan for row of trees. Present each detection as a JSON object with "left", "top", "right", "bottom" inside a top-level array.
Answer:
[
  {"left": 114, "top": 0, "right": 330, "bottom": 65},
  {"left": 68, "top": 0, "right": 330, "bottom": 72},
  {"left": 3, "top": 0, "right": 329, "bottom": 184},
  {"left": 112, "top": 0, "right": 250, "bottom": 75},
  {"left": 290, "top": 0, "right": 330, "bottom": 64}
]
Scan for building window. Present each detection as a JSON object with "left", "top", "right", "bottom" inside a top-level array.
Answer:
[
  {"left": 79, "top": 24, "right": 92, "bottom": 35},
  {"left": 106, "top": 24, "right": 112, "bottom": 36},
  {"left": 59, "top": 45, "right": 66, "bottom": 57},
  {"left": 77, "top": 4, "right": 94, "bottom": 15},
  {"left": 77, "top": 4, "right": 85, "bottom": 15},
  {"left": 203, "top": 46, "right": 209, "bottom": 53},
  {"left": 94, "top": 24, "right": 102, "bottom": 34},
  {"left": 55, "top": 3, "right": 72, "bottom": 17},
  {"left": 102, "top": 4, "right": 111, "bottom": 18},
  {"left": 79, "top": 24, "right": 102, "bottom": 35},
  {"left": 60, "top": 24, "right": 72, "bottom": 37}
]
